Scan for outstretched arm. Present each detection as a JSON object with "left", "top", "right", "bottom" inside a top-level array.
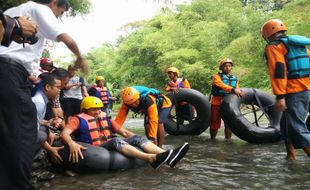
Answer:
[{"left": 57, "top": 33, "right": 89, "bottom": 74}]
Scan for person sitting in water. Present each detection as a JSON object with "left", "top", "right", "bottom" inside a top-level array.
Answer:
[{"left": 61, "top": 96, "right": 189, "bottom": 169}]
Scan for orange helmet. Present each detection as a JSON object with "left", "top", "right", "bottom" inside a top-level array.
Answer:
[
  {"left": 121, "top": 87, "right": 140, "bottom": 104},
  {"left": 261, "top": 19, "right": 287, "bottom": 39},
  {"left": 219, "top": 58, "right": 233, "bottom": 70},
  {"left": 166, "top": 67, "right": 179, "bottom": 76}
]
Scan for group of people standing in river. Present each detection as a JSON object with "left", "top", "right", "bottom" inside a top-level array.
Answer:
[{"left": 1, "top": 0, "right": 310, "bottom": 189}]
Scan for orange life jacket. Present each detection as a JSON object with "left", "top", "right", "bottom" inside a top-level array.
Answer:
[
  {"left": 75, "top": 112, "right": 115, "bottom": 146},
  {"left": 95, "top": 87, "right": 109, "bottom": 104}
]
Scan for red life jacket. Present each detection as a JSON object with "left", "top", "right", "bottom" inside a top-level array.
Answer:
[
  {"left": 75, "top": 112, "right": 115, "bottom": 146},
  {"left": 96, "top": 87, "right": 109, "bottom": 104}
]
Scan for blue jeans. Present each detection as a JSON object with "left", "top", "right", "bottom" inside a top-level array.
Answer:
[{"left": 281, "top": 90, "right": 310, "bottom": 149}]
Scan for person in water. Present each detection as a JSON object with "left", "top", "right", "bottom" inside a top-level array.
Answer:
[
  {"left": 261, "top": 19, "right": 310, "bottom": 160},
  {"left": 61, "top": 96, "right": 189, "bottom": 169},
  {"left": 165, "top": 67, "right": 195, "bottom": 123},
  {"left": 209, "top": 58, "right": 243, "bottom": 140},
  {"left": 88, "top": 76, "right": 116, "bottom": 115},
  {"left": 115, "top": 86, "right": 172, "bottom": 148}
]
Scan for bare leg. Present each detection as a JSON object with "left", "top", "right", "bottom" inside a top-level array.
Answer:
[
  {"left": 157, "top": 124, "right": 165, "bottom": 148},
  {"left": 285, "top": 143, "right": 296, "bottom": 160},
  {"left": 210, "top": 129, "right": 218, "bottom": 141},
  {"left": 302, "top": 146, "right": 310, "bottom": 158},
  {"left": 120, "top": 144, "right": 156, "bottom": 163},
  {"left": 143, "top": 141, "right": 165, "bottom": 154},
  {"left": 224, "top": 127, "right": 232, "bottom": 140}
]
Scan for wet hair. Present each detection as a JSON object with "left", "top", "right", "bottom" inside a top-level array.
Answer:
[
  {"left": 33, "top": 0, "right": 70, "bottom": 10},
  {"left": 39, "top": 72, "right": 58, "bottom": 87},
  {"left": 51, "top": 67, "right": 69, "bottom": 81}
]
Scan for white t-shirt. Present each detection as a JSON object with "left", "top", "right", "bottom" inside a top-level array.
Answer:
[
  {"left": 63, "top": 76, "right": 83, "bottom": 99},
  {"left": 0, "top": 1, "right": 64, "bottom": 75}
]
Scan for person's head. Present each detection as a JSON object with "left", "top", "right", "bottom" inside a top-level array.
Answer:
[
  {"left": 51, "top": 67, "right": 69, "bottom": 88},
  {"left": 261, "top": 19, "right": 287, "bottom": 42},
  {"left": 40, "top": 57, "right": 56, "bottom": 72},
  {"left": 81, "top": 96, "right": 103, "bottom": 117},
  {"left": 219, "top": 58, "right": 234, "bottom": 74},
  {"left": 39, "top": 72, "right": 61, "bottom": 100},
  {"left": 166, "top": 67, "right": 179, "bottom": 80},
  {"left": 96, "top": 76, "right": 105, "bottom": 87},
  {"left": 121, "top": 87, "right": 140, "bottom": 108},
  {"left": 34, "top": 0, "right": 70, "bottom": 18},
  {"left": 67, "top": 65, "right": 77, "bottom": 78}
]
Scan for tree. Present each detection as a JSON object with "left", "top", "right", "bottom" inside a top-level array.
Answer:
[{"left": 0, "top": 0, "right": 91, "bottom": 16}]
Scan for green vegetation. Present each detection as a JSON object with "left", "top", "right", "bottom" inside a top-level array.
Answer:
[
  {"left": 0, "top": 0, "right": 91, "bottom": 16},
  {"left": 84, "top": 0, "right": 310, "bottom": 97}
]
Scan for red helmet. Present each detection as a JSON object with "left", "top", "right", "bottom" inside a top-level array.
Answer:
[{"left": 40, "top": 58, "right": 54, "bottom": 67}]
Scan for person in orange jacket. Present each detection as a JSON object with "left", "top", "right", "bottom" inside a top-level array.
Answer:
[
  {"left": 210, "top": 58, "right": 243, "bottom": 140},
  {"left": 61, "top": 96, "right": 189, "bottom": 169},
  {"left": 261, "top": 19, "right": 310, "bottom": 160},
  {"left": 165, "top": 67, "right": 191, "bottom": 92},
  {"left": 115, "top": 86, "right": 172, "bottom": 148},
  {"left": 165, "top": 67, "right": 194, "bottom": 123}
]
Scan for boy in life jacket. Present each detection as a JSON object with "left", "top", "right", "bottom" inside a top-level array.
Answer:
[
  {"left": 210, "top": 58, "right": 243, "bottom": 140},
  {"left": 88, "top": 76, "right": 116, "bottom": 115},
  {"left": 261, "top": 19, "right": 310, "bottom": 160},
  {"left": 61, "top": 96, "right": 189, "bottom": 169},
  {"left": 165, "top": 67, "right": 194, "bottom": 123},
  {"left": 115, "top": 86, "right": 172, "bottom": 148}
]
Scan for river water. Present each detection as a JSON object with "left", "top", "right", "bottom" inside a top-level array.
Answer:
[{"left": 41, "top": 118, "right": 310, "bottom": 190}]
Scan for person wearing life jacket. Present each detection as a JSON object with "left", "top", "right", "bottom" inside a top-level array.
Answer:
[
  {"left": 165, "top": 66, "right": 194, "bottom": 123},
  {"left": 210, "top": 58, "right": 243, "bottom": 140},
  {"left": 165, "top": 67, "right": 191, "bottom": 92},
  {"left": 88, "top": 76, "right": 116, "bottom": 115},
  {"left": 261, "top": 19, "right": 310, "bottom": 160},
  {"left": 61, "top": 96, "right": 189, "bottom": 169},
  {"left": 115, "top": 86, "right": 172, "bottom": 148}
]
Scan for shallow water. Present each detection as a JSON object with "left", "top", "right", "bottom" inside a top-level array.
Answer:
[{"left": 41, "top": 119, "right": 310, "bottom": 190}]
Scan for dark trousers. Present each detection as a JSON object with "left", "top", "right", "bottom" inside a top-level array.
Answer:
[{"left": 0, "top": 57, "right": 37, "bottom": 190}]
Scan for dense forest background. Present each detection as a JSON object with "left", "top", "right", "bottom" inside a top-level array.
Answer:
[
  {"left": 2, "top": 0, "right": 310, "bottom": 97},
  {"left": 84, "top": 0, "right": 310, "bottom": 97}
]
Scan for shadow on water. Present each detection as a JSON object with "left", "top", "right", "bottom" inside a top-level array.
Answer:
[{"left": 41, "top": 118, "right": 310, "bottom": 190}]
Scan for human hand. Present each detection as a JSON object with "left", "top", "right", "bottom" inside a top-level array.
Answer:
[
  {"left": 50, "top": 117, "right": 63, "bottom": 129},
  {"left": 234, "top": 88, "right": 243, "bottom": 97},
  {"left": 17, "top": 16, "right": 38, "bottom": 37},
  {"left": 68, "top": 142, "right": 87, "bottom": 163},
  {"left": 275, "top": 98, "right": 286, "bottom": 112},
  {"left": 48, "top": 146, "right": 64, "bottom": 164},
  {"left": 48, "top": 132, "right": 59, "bottom": 145},
  {"left": 74, "top": 56, "right": 89, "bottom": 75}
]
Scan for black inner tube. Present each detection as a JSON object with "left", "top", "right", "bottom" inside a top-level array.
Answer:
[
  {"left": 221, "top": 88, "right": 282, "bottom": 143},
  {"left": 164, "top": 88, "right": 211, "bottom": 135}
]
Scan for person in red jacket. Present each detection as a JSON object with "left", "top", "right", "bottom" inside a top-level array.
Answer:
[
  {"left": 261, "top": 19, "right": 310, "bottom": 160},
  {"left": 209, "top": 58, "right": 243, "bottom": 140}
]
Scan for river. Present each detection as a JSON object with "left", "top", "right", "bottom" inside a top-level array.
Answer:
[{"left": 40, "top": 118, "right": 310, "bottom": 190}]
